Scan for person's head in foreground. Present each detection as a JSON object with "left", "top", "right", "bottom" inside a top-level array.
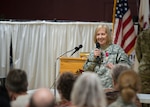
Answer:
[
  {"left": 27, "top": 88, "right": 55, "bottom": 107},
  {"left": 57, "top": 72, "right": 77, "bottom": 102},
  {"left": 5, "top": 69, "right": 28, "bottom": 101},
  {"left": 71, "top": 72, "right": 106, "bottom": 107},
  {"left": 112, "top": 63, "right": 130, "bottom": 89},
  {"left": 118, "top": 70, "right": 141, "bottom": 103}
]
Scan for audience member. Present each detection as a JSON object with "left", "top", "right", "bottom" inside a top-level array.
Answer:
[
  {"left": 5, "top": 69, "right": 30, "bottom": 107},
  {"left": 0, "top": 85, "right": 11, "bottom": 107},
  {"left": 56, "top": 72, "right": 77, "bottom": 107},
  {"left": 108, "top": 70, "right": 141, "bottom": 107},
  {"left": 105, "top": 63, "right": 130, "bottom": 104},
  {"left": 106, "top": 64, "right": 141, "bottom": 107},
  {"left": 111, "top": 63, "right": 131, "bottom": 89},
  {"left": 27, "top": 88, "right": 55, "bottom": 107},
  {"left": 83, "top": 24, "right": 131, "bottom": 88},
  {"left": 71, "top": 72, "right": 106, "bottom": 107}
]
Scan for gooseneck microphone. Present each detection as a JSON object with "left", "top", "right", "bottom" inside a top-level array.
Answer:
[
  {"left": 71, "top": 44, "right": 83, "bottom": 56},
  {"left": 96, "top": 42, "right": 101, "bottom": 63},
  {"left": 54, "top": 44, "right": 83, "bottom": 97}
]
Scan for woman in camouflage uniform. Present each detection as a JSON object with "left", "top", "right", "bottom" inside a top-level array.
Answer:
[{"left": 83, "top": 24, "right": 131, "bottom": 88}]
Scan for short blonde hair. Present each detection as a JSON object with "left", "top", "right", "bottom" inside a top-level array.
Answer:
[
  {"left": 71, "top": 72, "right": 106, "bottom": 107},
  {"left": 93, "top": 24, "right": 112, "bottom": 45}
]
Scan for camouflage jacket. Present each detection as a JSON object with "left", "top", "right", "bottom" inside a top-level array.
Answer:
[
  {"left": 135, "top": 29, "right": 150, "bottom": 74},
  {"left": 108, "top": 96, "right": 137, "bottom": 107},
  {"left": 83, "top": 44, "right": 131, "bottom": 88}
]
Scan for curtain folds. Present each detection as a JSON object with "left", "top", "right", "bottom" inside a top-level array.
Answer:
[
  {"left": 0, "top": 21, "right": 112, "bottom": 89},
  {"left": 0, "top": 23, "right": 11, "bottom": 78}
]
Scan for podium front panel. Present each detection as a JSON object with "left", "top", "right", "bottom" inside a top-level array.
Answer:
[{"left": 60, "top": 57, "right": 86, "bottom": 74}]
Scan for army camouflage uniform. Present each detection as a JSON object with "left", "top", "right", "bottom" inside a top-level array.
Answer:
[
  {"left": 83, "top": 44, "right": 131, "bottom": 88},
  {"left": 135, "top": 29, "right": 150, "bottom": 94},
  {"left": 108, "top": 96, "right": 137, "bottom": 107}
]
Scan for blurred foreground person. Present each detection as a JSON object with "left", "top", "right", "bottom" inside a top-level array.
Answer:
[
  {"left": 71, "top": 72, "right": 107, "bottom": 107},
  {"left": 5, "top": 69, "right": 30, "bottom": 107},
  {"left": 56, "top": 72, "right": 77, "bottom": 107},
  {"left": 108, "top": 70, "right": 141, "bottom": 107},
  {"left": 106, "top": 64, "right": 141, "bottom": 107},
  {"left": 0, "top": 85, "right": 11, "bottom": 107},
  {"left": 27, "top": 88, "right": 55, "bottom": 107},
  {"left": 105, "top": 63, "right": 130, "bottom": 105}
]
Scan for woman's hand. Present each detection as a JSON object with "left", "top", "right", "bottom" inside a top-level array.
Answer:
[
  {"left": 106, "top": 63, "right": 114, "bottom": 69},
  {"left": 94, "top": 49, "right": 101, "bottom": 58}
]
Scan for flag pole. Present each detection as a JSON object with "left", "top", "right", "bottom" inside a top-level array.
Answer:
[{"left": 112, "top": 0, "right": 117, "bottom": 33}]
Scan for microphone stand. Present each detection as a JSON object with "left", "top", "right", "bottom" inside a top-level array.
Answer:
[{"left": 54, "top": 48, "right": 75, "bottom": 97}]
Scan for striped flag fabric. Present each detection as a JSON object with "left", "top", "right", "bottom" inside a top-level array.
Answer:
[
  {"left": 139, "top": 0, "right": 149, "bottom": 30},
  {"left": 113, "top": 0, "right": 136, "bottom": 54}
]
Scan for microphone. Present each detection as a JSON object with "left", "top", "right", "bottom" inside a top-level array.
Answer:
[
  {"left": 96, "top": 42, "right": 100, "bottom": 49},
  {"left": 54, "top": 44, "right": 82, "bottom": 97},
  {"left": 71, "top": 44, "right": 83, "bottom": 56},
  {"left": 96, "top": 42, "right": 101, "bottom": 63}
]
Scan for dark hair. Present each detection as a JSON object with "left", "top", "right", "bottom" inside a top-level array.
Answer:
[
  {"left": 5, "top": 69, "right": 28, "bottom": 93},
  {"left": 57, "top": 72, "right": 77, "bottom": 101},
  {"left": 0, "top": 96, "right": 11, "bottom": 107},
  {"left": 0, "top": 86, "right": 11, "bottom": 107}
]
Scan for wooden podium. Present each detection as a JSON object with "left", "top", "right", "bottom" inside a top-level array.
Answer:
[{"left": 60, "top": 57, "right": 87, "bottom": 74}]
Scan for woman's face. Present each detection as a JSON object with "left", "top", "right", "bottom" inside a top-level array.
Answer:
[{"left": 96, "top": 28, "right": 108, "bottom": 46}]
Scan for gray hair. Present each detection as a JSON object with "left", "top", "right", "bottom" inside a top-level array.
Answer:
[
  {"left": 112, "top": 63, "right": 130, "bottom": 84},
  {"left": 71, "top": 72, "right": 106, "bottom": 107}
]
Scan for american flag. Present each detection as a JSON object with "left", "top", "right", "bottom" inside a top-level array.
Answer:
[{"left": 113, "top": 0, "right": 136, "bottom": 54}]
